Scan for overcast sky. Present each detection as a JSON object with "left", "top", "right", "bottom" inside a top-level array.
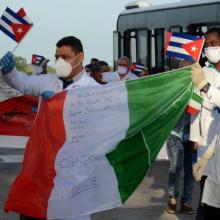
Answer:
[{"left": 0, "top": 0, "right": 178, "bottom": 67}]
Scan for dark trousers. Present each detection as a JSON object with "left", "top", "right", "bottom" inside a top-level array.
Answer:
[
  {"left": 204, "top": 204, "right": 220, "bottom": 220},
  {"left": 195, "top": 175, "right": 207, "bottom": 220}
]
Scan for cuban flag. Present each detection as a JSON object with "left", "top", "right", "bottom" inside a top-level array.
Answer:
[
  {"left": 130, "top": 63, "right": 147, "bottom": 76},
  {"left": 0, "top": 7, "right": 33, "bottom": 43},
  {"left": 32, "top": 54, "right": 47, "bottom": 66},
  {"left": 165, "top": 32, "right": 204, "bottom": 62}
]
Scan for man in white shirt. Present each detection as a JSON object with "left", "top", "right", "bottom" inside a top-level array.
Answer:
[
  {"left": 115, "top": 56, "right": 138, "bottom": 81},
  {"left": 0, "top": 36, "right": 98, "bottom": 220}
]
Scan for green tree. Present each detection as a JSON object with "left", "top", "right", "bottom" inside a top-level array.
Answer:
[
  {"left": 15, "top": 56, "right": 28, "bottom": 72},
  {"left": 47, "top": 66, "right": 56, "bottom": 73}
]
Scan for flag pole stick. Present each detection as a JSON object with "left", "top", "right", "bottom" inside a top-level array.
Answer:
[{"left": 11, "top": 43, "right": 20, "bottom": 54}]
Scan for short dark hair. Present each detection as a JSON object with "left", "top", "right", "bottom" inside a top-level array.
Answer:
[
  {"left": 90, "top": 58, "right": 99, "bottom": 63},
  {"left": 91, "top": 63, "right": 101, "bottom": 72},
  {"left": 206, "top": 27, "right": 220, "bottom": 38},
  {"left": 56, "top": 36, "right": 83, "bottom": 54},
  {"left": 99, "top": 60, "right": 109, "bottom": 66}
]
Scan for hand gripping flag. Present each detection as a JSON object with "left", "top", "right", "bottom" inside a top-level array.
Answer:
[
  {"left": 5, "top": 67, "right": 194, "bottom": 219},
  {"left": 165, "top": 32, "right": 204, "bottom": 62},
  {"left": 0, "top": 7, "right": 33, "bottom": 43}
]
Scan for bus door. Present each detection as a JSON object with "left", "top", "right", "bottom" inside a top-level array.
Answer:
[
  {"left": 127, "top": 28, "right": 165, "bottom": 74},
  {"left": 113, "top": 30, "right": 137, "bottom": 69},
  {"left": 150, "top": 28, "right": 165, "bottom": 74}
]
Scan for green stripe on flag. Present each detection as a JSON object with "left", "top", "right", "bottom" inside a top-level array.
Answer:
[
  {"left": 107, "top": 67, "right": 193, "bottom": 203},
  {"left": 191, "top": 92, "right": 203, "bottom": 104}
]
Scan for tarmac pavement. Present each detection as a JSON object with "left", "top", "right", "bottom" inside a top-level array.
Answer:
[{"left": 0, "top": 147, "right": 200, "bottom": 220}]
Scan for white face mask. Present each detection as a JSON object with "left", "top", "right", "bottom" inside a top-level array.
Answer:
[
  {"left": 117, "top": 65, "right": 128, "bottom": 75},
  {"left": 204, "top": 46, "right": 220, "bottom": 63},
  {"left": 55, "top": 55, "right": 81, "bottom": 78}
]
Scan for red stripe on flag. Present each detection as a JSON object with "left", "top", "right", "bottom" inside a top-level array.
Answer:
[
  {"left": 185, "top": 105, "right": 199, "bottom": 115},
  {"left": 4, "top": 91, "right": 67, "bottom": 218},
  {"left": 164, "top": 32, "right": 172, "bottom": 52}
]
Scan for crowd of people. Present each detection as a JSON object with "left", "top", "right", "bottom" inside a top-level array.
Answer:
[
  {"left": 0, "top": 27, "right": 220, "bottom": 220},
  {"left": 85, "top": 56, "right": 149, "bottom": 85}
]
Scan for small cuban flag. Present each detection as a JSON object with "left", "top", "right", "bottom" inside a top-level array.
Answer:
[
  {"left": 130, "top": 63, "right": 147, "bottom": 76},
  {"left": 165, "top": 32, "right": 204, "bottom": 62},
  {"left": 0, "top": 7, "right": 33, "bottom": 43},
  {"left": 32, "top": 54, "right": 47, "bottom": 66}
]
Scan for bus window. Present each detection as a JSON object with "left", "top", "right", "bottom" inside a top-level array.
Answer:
[
  {"left": 130, "top": 31, "right": 137, "bottom": 63},
  {"left": 137, "top": 30, "right": 148, "bottom": 67},
  {"left": 123, "top": 30, "right": 137, "bottom": 63},
  {"left": 113, "top": 31, "right": 120, "bottom": 68},
  {"left": 151, "top": 30, "right": 156, "bottom": 70},
  {"left": 155, "top": 29, "right": 165, "bottom": 73}
]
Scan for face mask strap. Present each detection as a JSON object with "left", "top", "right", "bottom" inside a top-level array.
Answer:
[{"left": 69, "top": 53, "right": 81, "bottom": 66}]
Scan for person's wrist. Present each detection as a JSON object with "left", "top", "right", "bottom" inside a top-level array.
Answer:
[
  {"left": 200, "top": 82, "right": 211, "bottom": 94},
  {"left": 203, "top": 152, "right": 212, "bottom": 160},
  {"left": 197, "top": 80, "right": 207, "bottom": 90}
]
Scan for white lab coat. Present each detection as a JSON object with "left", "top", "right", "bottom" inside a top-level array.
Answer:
[
  {"left": 101, "top": 71, "right": 138, "bottom": 83},
  {"left": 3, "top": 67, "right": 98, "bottom": 220},
  {"left": 190, "top": 66, "right": 220, "bottom": 175},
  {"left": 200, "top": 85, "right": 220, "bottom": 208},
  {"left": 3, "top": 67, "right": 98, "bottom": 96},
  {"left": 122, "top": 71, "right": 138, "bottom": 80}
]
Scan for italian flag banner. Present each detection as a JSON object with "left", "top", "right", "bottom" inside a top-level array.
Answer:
[
  {"left": 5, "top": 67, "right": 193, "bottom": 219},
  {"left": 185, "top": 91, "right": 203, "bottom": 115}
]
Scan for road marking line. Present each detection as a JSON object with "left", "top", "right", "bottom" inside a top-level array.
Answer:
[{"left": 0, "top": 155, "right": 23, "bottom": 163}]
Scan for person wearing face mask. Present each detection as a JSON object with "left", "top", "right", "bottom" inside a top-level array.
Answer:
[
  {"left": 115, "top": 56, "right": 138, "bottom": 81},
  {"left": 0, "top": 36, "right": 98, "bottom": 99},
  {"left": 90, "top": 62, "right": 107, "bottom": 85},
  {"left": 191, "top": 62, "right": 220, "bottom": 219},
  {"left": 189, "top": 27, "right": 220, "bottom": 220},
  {"left": 0, "top": 36, "right": 98, "bottom": 220}
]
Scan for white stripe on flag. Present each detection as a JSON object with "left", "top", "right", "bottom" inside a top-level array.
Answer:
[
  {"left": 170, "top": 36, "right": 192, "bottom": 44},
  {"left": 4, "top": 11, "right": 22, "bottom": 25},
  {"left": 23, "top": 15, "right": 32, "bottom": 25},
  {"left": 48, "top": 82, "right": 129, "bottom": 218},
  {"left": 167, "top": 45, "right": 190, "bottom": 55},
  {"left": 0, "top": 19, "right": 13, "bottom": 33},
  {"left": 189, "top": 98, "right": 201, "bottom": 110},
  {"left": 134, "top": 69, "right": 143, "bottom": 73}
]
